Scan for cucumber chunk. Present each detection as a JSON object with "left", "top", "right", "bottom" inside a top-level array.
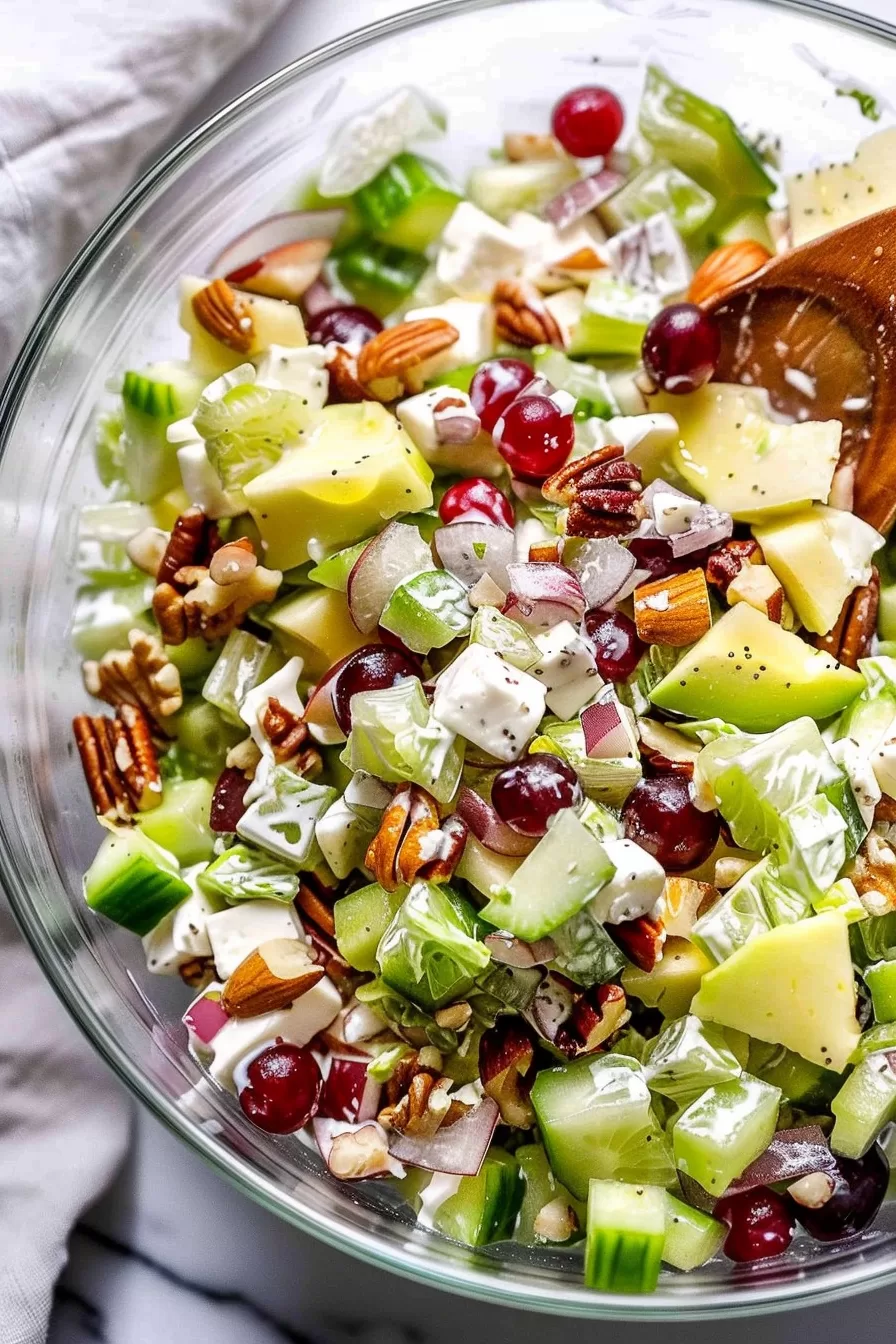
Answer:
[
  {"left": 433, "top": 1150, "right": 523, "bottom": 1246},
  {"left": 663, "top": 1193, "right": 726, "bottom": 1272},
  {"left": 334, "top": 881, "right": 405, "bottom": 971},
  {"left": 866, "top": 961, "right": 896, "bottom": 1023},
  {"left": 671, "top": 1074, "right": 781, "bottom": 1195},
  {"left": 121, "top": 361, "right": 204, "bottom": 501},
  {"left": 335, "top": 238, "right": 428, "bottom": 318},
  {"left": 599, "top": 162, "right": 716, "bottom": 239},
  {"left": 307, "top": 540, "right": 370, "bottom": 592},
  {"left": 353, "top": 153, "right": 462, "bottom": 251},
  {"left": 135, "top": 777, "right": 215, "bottom": 865},
  {"left": 831, "top": 1053, "right": 896, "bottom": 1159},
  {"left": 585, "top": 1180, "right": 665, "bottom": 1294},
  {"left": 84, "top": 829, "right": 189, "bottom": 935}
]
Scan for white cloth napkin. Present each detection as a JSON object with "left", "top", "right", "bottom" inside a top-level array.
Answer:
[{"left": 0, "top": 1, "right": 290, "bottom": 1339}]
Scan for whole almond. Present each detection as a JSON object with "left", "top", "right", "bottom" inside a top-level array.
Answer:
[
  {"left": 221, "top": 938, "right": 323, "bottom": 1018},
  {"left": 633, "top": 568, "right": 712, "bottom": 646},
  {"left": 688, "top": 240, "right": 772, "bottom": 306}
]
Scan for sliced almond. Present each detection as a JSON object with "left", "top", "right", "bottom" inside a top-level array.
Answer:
[
  {"left": 221, "top": 938, "right": 323, "bottom": 1018},
  {"left": 633, "top": 568, "right": 711, "bottom": 646}
]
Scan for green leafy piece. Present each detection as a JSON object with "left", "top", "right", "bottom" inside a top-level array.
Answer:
[
  {"left": 851, "top": 910, "right": 896, "bottom": 968},
  {"left": 813, "top": 877, "right": 867, "bottom": 923},
  {"left": 469, "top": 607, "right": 539, "bottom": 671},
  {"left": 355, "top": 977, "right": 458, "bottom": 1053},
  {"left": 644, "top": 1016, "right": 742, "bottom": 1105},
  {"left": 549, "top": 908, "right": 628, "bottom": 987},
  {"left": 194, "top": 382, "right": 314, "bottom": 491},
  {"left": 837, "top": 87, "right": 882, "bottom": 121},
  {"left": 776, "top": 794, "right": 848, "bottom": 900},
  {"left": 377, "top": 881, "right": 490, "bottom": 1012},
  {"left": 475, "top": 962, "right": 542, "bottom": 1013},
  {"left": 692, "top": 857, "right": 812, "bottom": 964},
  {"left": 236, "top": 766, "right": 337, "bottom": 869},
  {"left": 852, "top": 1022, "right": 896, "bottom": 1062},
  {"left": 197, "top": 843, "right": 301, "bottom": 904},
  {"left": 342, "top": 677, "right": 464, "bottom": 804}
]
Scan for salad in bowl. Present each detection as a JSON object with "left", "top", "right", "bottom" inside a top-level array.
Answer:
[{"left": 70, "top": 63, "right": 896, "bottom": 1294}]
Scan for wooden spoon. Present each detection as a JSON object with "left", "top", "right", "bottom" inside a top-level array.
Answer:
[{"left": 703, "top": 207, "right": 896, "bottom": 534}]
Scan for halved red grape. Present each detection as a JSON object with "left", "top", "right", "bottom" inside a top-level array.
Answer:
[
  {"left": 621, "top": 772, "right": 719, "bottom": 871},
  {"left": 306, "top": 304, "right": 383, "bottom": 348},
  {"left": 716, "top": 1186, "right": 795, "bottom": 1263},
  {"left": 789, "top": 1148, "right": 888, "bottom": 1243},
  {"left": 495, "top": 395, "right": 574, "bottom": 482},
  {"left": 238, "top": 1041, "right": 323, "bottom": 1134},
  {"left": 551, "top": 86, "right": 624, "bottom": 159},
  {"left": 641, "top": 302, "right": 721, "bottom": 395},
  {"left": 584, "top": 609, "right": 645, "bottom": 682},
  {"left": 332, "top": 645, "right": 420, "bottom": 734},
  {"left": 210, "top": 767, "right": 250, "bottom": 832},
  {"left": 439, "top": 477, "right": 515, "bottom": 529},
  {"left": 491, "top": 753, "right": 583, "bottom": 837},
  {"left": 470, "top": 358, "right": 534, "bottom": 434}
]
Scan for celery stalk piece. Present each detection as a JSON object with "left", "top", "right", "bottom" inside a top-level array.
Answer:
[
  {"left": 342, "top": 677, "right": 463, "bottom": 804},
  {"left": 335, "top": 238, "right": 429, "bottom": 318},
  {"left": 569, "top": 273, "right": 660, "bottom": 359},
  {"left": 433, "top": 1150, "right": 523, "bottom": 1246},
  {"left": 599, "top": 162, "right": 716, "bottom": 239},
  {"left": 121, "top": 361, "right": 205, "bottom": 501},
  {"left": 831, "top": 1053, "right": 896, "bottom": 1159},
  {"left": 376, "top": 881, "right": 489, "bottom": 1012},
  {"left": 866, "top": 961, "right": 896, "bottom": 1023},
  {"left": 334, "top": 882, "right": 406, "bottom": 973},
  {"left": 672, "top": 1075, "right": 781, "bottom": 1195},
  {"left": 71, "top": 581, "right": 154, "bottom": 660},
  {"left": 194, "top": 382, "right": 316, "bottom": 492},
  {"left": 353, "top": 153, "right": 463, "bottom": 251},
  {"left": 136, "top": 778, "right": 216, "bottom": 866},
  {"left": 201, "top": 629, "right": 285, "bottom": 725},
  {"left": 470, "top": 607, "right": 540, "bottom": 671}
]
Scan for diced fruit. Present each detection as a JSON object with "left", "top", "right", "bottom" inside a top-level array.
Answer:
[
  {"left": 753, "top": 505, "right": 882, "bottom": 636},
  {"left": 622, "top": 938, "right": 713, "bottom": 1019},
  {"left": 830, "top": 1054, "right": 896, "bottom": 1159},
  {"left": 179, "top": 277, "right": 307, "bottom": 376},
  {"left": 672, "top": 1074, "right": 781, "bottom": 1195},
  {"left": 433, "top": 1150, "right": 523, "bottom": 1246},
  {"left": 715, "top": 1186, "right": 795, "bottom": 1262},
  {"left": 491, "top": 754, "right": 583, "bottom": 839},
  {"left": 692, "top": 912, "right": 860, "bottom": 1071},
  {"left": 244, "top": 403, "right": 433, "bottom": 570},
  {"left": 650, "top": 604, "right": 864, "bottom": 733},
  {"left": 531, "top": 1054, "right": 675, "bottom": 1200},
  {"left": 865, "top": 961, "right": 896, "bottom": 1023},
  {"left": 454, "top": 833, "right": 523, "bottom": 899},
  {"left": 265, "top": 588, "right": 371, "bottom": 679},
  {"left": 353, "top": 153, "right": 462, "bottom": 251},
  {"left": 376, "top": 881, "right": 489, "bottom": 1011},
  {"left": 121, "top": 361, "right": 204, "bottom": 501},
  {"left": 84, "top": 829, "right": 190, "bottom": 935},
  {"left": 786, "top": 127, "right": 896, "bottom": 247},
  {"left": 308, "top": 540, "right": 370, "bottom": 593},
  {"left": 136, "top": 778, "right": 215, "bottom": 865},
  {"left": 641, "top": 304, "right": 720, "bottom": 396},
  {"left": 790, "top": 1148, "right": 889, "bottom": 1242},
  {"left": 334, "top": 881, "right": 405, "bottom": 972},
  {"left": 663, "top": 1193, "right": 726, "bottom": 1271},
  {"left": 380, "top": 569, "right": 472, "bottom": 654},
  {"left": 346, "top": 522, "right": 435, "bottom": 634},
  {"left": 466, "top": 160, "right": 578, "bottom": 224},
  {"left": 585, "top": 1180, "right": 665, "bottom": 1294},
  {"left": 335, "top": 237, "right": 429, "bottom": 317},
  {"left": 569, "top": 273, "right": 660, "bottom": 358}
]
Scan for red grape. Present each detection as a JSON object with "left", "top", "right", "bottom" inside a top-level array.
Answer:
[
  {"left": 491, "top": 753, "right": 583, "bottom": 837},
  {"left": 332, "top": 644, "right": 420, "bottom": 734},
  {"left": 495, "top": 395, "right": 574, "bottom": 481},
  {"left": 716, "top": 1187, "right": 795, "bottom": 1263},
  {"left": 210, "top": 767, "right": 249, "bottom": 832},
  {"left": 439, "top": 477, "right": 515, "bottom": 529},
  {"left": 238, "top": 1041, "right": 322, "bottom": 1134},
  {"left": 584, "top": 609, "right": 645, "bottom": 682},
  {"left": 470, "top": 358, "right": 534, "bottom": 434},
  {"left": 551, "top": 86, "right": 624, "bottom": 158},
  {"left": 621, "top": 772, "right": 720, "bottom": 871},
  {"left": 306, "top": 305, "right": 382, "bottom": 348},
  {"left": 789, "top": 1149, "right": 888, "bottom": 1243},
  {"left": 641, "top": 302, "right": 721, "bottom": 395}
]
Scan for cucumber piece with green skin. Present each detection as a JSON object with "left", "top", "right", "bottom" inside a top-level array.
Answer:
[
  {"left": 866, "top": 961, "right": 896, "bottom": 1022},
  {"left": 295, "top": 179, "right": 363, "bottom": 249},
  {"left": 379, "top": 569, "right": 472, "bottom": 655},
  {"left": 750, "top": 1045, "right": 840, "bottom": 1108},
  {"left": 831, "top": 1053, "right": 896, "bottom": 1159},
  {"left": 84, "top": 829, "right": 190, "bottom": 935},
  {"left": 353, "top": 153, "right": 462, "bottom": 252},
  {"left": 714, "top": 202, "right": 774, "bottom": 250},
  {"left": 515, "top": 1145, "right": 583, "bottom": 1246},
  {"left": 598, "top": 162, "right": 717, "bottom": 239},
  {"left": 335, "top": 238, "right": 428, "bottom": 318},
  {"left": 671, "top": 1074, "right": 781, "bottom": 1196},
  {"left": 71, "top": 582, "right": 154, "bottom": 661},
  {"left": 308, "top": 540, "right": 370, "bottom": 592},
  {"left": 170, "top": 699, "right": 244, "bottom": 775},
  {"left": 201, "top": 629, "right": 285, "bottom": 725},
  {"left": 121, "top": 361, "right": 205, "bottom": 501},
  {"left": 433, "top": 1150, "right": 523, "bottom": 1246},
  {"left": 531, "top": 1055, "right": 676, "bottom": 1201},
  {"left": 585, "top": 1180, "right": 665, "bottom": 1294},
  {"left": 136, "top": 777, "right": 216, "bottom": 865},
  {"left": 164, "top": 638, "right": 224, "bottom": 688},
  {"left": 198, "top": 843, "right": 300, "bottom": 904},
  {"left": 334, "top": 881, "right": 406, "bottom": 972},
  {"left": 663, "top": 1193, "right": 726, "bottom": 1272}
]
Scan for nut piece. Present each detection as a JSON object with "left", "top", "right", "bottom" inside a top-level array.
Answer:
[
  {"left": 849, "top": 831, "right": 896, "bottom": 910},
  {"left": 503, "top": 132, "right": 566, "bottom": 162},
  {"left": 209, "top": 538, "right": 258, "bottom": 586},
  {"left": 261, "top": 696, "right": 309, "bottom": 764},
  {"left": 542, "top": 444, "right": 643, "bottom": 539},
  {"left": 157, "top": 508, "right": 220, "bottom": 588},
  {"left": 73, "top": 704, "right": 162, "bottom": 820},
  {"left": 154, "top": 541, "right": 282, "bottom": 645},
  {"left": 83, "top": 629, "right": 183, "bottom": 731},
  {"left": 327, "top": 1125, "right": 395, "bottom": 1180},
  {"left": 727, "top": 563, "right": 794, "bottom": 628},
  {"left": 787, "top": 1171, "right": 836, "bottom": 1210},
  {"left": 705, "top": 538, "right": 764, "bottom": 595},
  {"left": 555, "top": 982, "right": 630, "bottom": 1057},
  {"left": 815, "top": 568, "right": 880, "bottom": 670},
  {"left": 714, "top": 855, "right": 758, "bottom": 889},
  {"left": 365, "top": 784, "right": 466, "bottom": 891},
  {"left": 633, "top": 569, "right": 712, "bottom": 647},
  {"left": 296, "top": 879, "right": 336, "bottom": 937},
  {"left": 326, "top": 345, "right": 369, "bottom": 403},
  {"left": 529, "top": 540, "right": 561, "bottom": 564},
  {"left": 493, "top": 277, "right": 563, "bottom": 349},
  {"left": 433, "top": 1001, "right": 473, "bottom": 1032},
  {"left": 609, "top": 914, "right": 666, "bottom": 972},
  {"left": 663, "top": 877, "right": 718, "bottom": 937},
  {"left": 357, "top": 318, "right": 459, "bottom": 396},
  {"left": 479, "top": 1018, "right": 537, "bottom": 1127},
  {"left": 533, "top": 1198, "right": 579, "bottom": 1243},
  {"left": 126, "top": 526, "right": 169, "bottom": 577},
  {"left": 221, "top": 938, "right": 324, "bottom": 1018},
  {"left": 688, "top": 240, "right": 772, "bottom": 306},
  {"left": 192, "top": 278, "right": 254, "bottom": 353},
  {"left": 380, "top": 1073, "right": 462, "bottom": 1139}
]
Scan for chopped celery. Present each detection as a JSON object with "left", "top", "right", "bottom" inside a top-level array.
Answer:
[
  {"left": 578, "top": 798, "right": 623, "bottom": 842},
  {"left": 479, "top": 809, "right": 614, "bottom": 941},
  {"left": 136, "top": 777, "right": 215, "bottom": 865},
  {"left": 70, "top": 582, "right": 153, "bottom": 660},
  {"left": 532, "top": 720, "right": 642, "bottom": 807},
  {"left": 831, "top": 1053, "right": 896, "bottom": 1159},
  {"left": 353, "top": 153, "right": 462, "bottom": 251},
  {"left": 585, "top": 1180, "right": 665, "bottom": 1294},
  {"left": 366, "top": 1043, "right": 411, "bottom": 1083},
  {"left": 672, "top": 1075, "right": 780, "bottom": 1195},
  {"left": 865, "top": 961, "right": 896, "bottom": 1023},
  {"left": 236, "top": 766, "right": 337, "bottom": 869},
  {"left": 549, "top": 908, "right": 627, "bottom": 987},
  {"left": 776, "top": 795, "right": 847, "bottom": 901},
  {"left": 335, "top": 238, "right": 428, "bottom": 317},
  {"left": 169, "top": 699, "right": 244, "bottom": 775},
  {"left": 95, "top": 410, "right": 127, "bottom": 489},
  {"left": 532, "top": 348, "right": 621, "bottom": 419},
  {"left": 84, "top": 829, "right": 190, "bottom": 935},
  {"left": 342, "top": 677, "right": 464, "bottom": 804},
  {"left": 379, "top": 568, "right": 472, "bottom": 654},
  {"left": 164, "top": 638, "right": 223, "bottom": 688},
  {"left": 201, "top": 629, "right": 285, "bottom": 725},
  {"left": 475, "top": 961, "right": 541, "bottom": 1013},
  {"left": 194, "top": 383, "right": 315, "bottom": 491},
  {"left": 569, "top": 273, "right": 660, "bottom": 359},
  {"left": 599, "top": 162, "right": 716, "bottom": 239},
  {"left": 334, "top": 881, "right": 406, "bottom": 972},
  {"left": 197, "top": 843, "right": 301, "bottom": 904},
  {"left": 377, "top": 881, "right": 489, "bottom": 1011},
  {"left": 644, "top": 1016, "right": 742, "bottom": 1105},
  {"left": 663, "top": 1193, "right": 726, "bottom": 1272},
  {"left": 307, "top": 540, "right": 369, "bottom": 592},
  {"left": 469, "top": 607, "right": 539, "bottom": 671},
  {"left": 635, "top": 643, "right": 684, "bottom": 703}
]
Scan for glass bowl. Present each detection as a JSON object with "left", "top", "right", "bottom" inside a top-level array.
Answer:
[{"left": 3, "top": 0, "right": 896, "bottom": 1319}]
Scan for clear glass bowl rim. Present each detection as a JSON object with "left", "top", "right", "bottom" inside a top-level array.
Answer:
[{"left": 4, "top": 0, "right": 896, "bottom": 1320}]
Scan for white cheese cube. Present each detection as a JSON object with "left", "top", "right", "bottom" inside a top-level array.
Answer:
[
  {"left": 142, "top": 870, "right": 219, "bottom": 976},
  {"left": 237, "top": 772, "right": 335, "bottom": 867},
  {"left": 531, "top": 621, "right": 603, "bottom": 719},
  {"left": 405, "top": 298, "right": 496, "bottom": 379},
  {"left": 176, "top": 441, "right": 242, "bottom": 520},
  {"left": 255, "top": 343, "right": 329, "bottom": 409},
  {"left": 651, "top": 490, "right": 701, "bottom": 537},
  {"left": 435, "top": 203, "right": 527, "bottom": 299},
  {"left": 509, "top": 210, "right": 608, "bottom": 290},
  {"left": 344, "top": 772, "right": 393, "bottom": 821},
  {"left": 396, "top": 385, "right": 503, "bottom": 477},
  {"left": 315, "top": 797, "right": 375, "bottom": 880},
  {"left": 607, "top": 212, "right": 692, "bottom": 300},
  {"left": 239, "top": 656, "right": 305, "bottom": 753},
  {"left": 578, "top": 412, "right": 680, "bottom": 484},
  {"left": 208, "top": 978, "right": 342, "bottom": 1089},
  {"left": 206, "top": 899, "right": 304, "bottom": 980},
  {"left": 873, "top": 736, "right": 896, "bottom": 802},
  {"left": 590, "top": 837, "right": 665, "bottom": 925},
  {"left": 432, "top": 644, "right": 546, "bottom": 763}
]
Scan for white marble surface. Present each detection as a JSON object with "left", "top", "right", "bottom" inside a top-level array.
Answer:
[{"left": 46, "top": 0, "right": 896, "bottom": 1340}]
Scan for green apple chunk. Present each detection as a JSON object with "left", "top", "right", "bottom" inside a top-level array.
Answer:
[
  {"left": 650, "top": 604, "right": 864, "bottom": 733},
  {"left": 244, "top": 403, "right": 433, "bottom": 569},
  {"left": 786, "top": 127, "right": 896, "bottom": 247},
  {"left": 692, "top": 911, "right": 860, "bottom": 1071},
  {"left": 653, "top": 383, "right": 840, "bottom": 521},
  {"left": 753, "top": 504, "right": 883, "bottom": 636},
  {"left": 569, "top": 274, "right": 660, "bottom": 358},
  {"left": 265, "top": 587, "right": 371, "bottom": 678},
  {"left": 672, "top": 1074, "right": 781, "bottom": 1195}
]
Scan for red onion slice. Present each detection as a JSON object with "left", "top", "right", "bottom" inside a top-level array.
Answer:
[
  {"left": 302, "top": 277, "right": 341, "bottom": 319},
  {"left": 544, "top": 169, "right": 627, "bottom": 230},
  {"left": 456, "top": 787, "right": 538, "bottom": 857},
  {"left": 388, "top": 1098, "right": 500, "bottom": 1175},
  {"left": 581, "top": 696, "right": 633, "bottom": 759},
  {"left": 503, "top": 562, "right": 586, "bottom": 631},
  {"left": 433, "top": 522, "right": 514, "bottom": 590},
  {"left": 347, "top": 521, "right": 435, "bottom": 633},
  {"left": 212, "top": 209, "right": 346, "bottom": 276},
  {"left": 677, "top": 1172, "right": 717, "bottom": 1214},
  {"left": 318, "top": 1057, "right": 382, "bottom": 1124},
  {"left": 484, "top": 931, "right": 557, "bottom": 967},
  {"left": 564, "top": 537, "right": 636, "bottom": 609},
  {"left": 612, "top": 565, "right": 651, "bottom": 606},
  {"left": 723, "top": 1126, "right": 835, "bottom": 1197}
]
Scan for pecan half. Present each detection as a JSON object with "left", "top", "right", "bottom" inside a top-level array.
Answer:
[
  {"left": 633, "top": 569, "right": 712, "bottom": 646},
  {"left": 542, "top": 445, "right": 642, "bottom": 538},
  {"left": 608, "top": 914, "right": 666, "bottom": 972},
  {"left": 365, "top": 784, "right": 465, "bottom": 890},
  {"left": 154, "top": 541, "right": 282, "bottom": 644},
  {"left": 73, "top": 704, "right": 162, "bottom": 820},
  {"left": 815, "top": 568, "right": 880, "bottom": 671},
  {"left": 705, "top": 538, "right": 764, "bottom": 595},
  {"left": 296, "top": 879, "right": 336, "bottom": 937},
  {"left": 82, "top": 629, "right": 183, "bottom": 732},
  {"left": 493, "top": 278, "right": 563, "bottom": 349},
  {"left": 192, "top": 279, "right": 254, "bottom": 353},
  {"left": 157, "top": 508, "right": 220, "bottom": 588},
  {"left": 357, "top": 318, "right": 459, "bottom": 397},
  {"left": 688, "top": 240, "right": 772, "bottom": 307},
  {"left": 261, "top": 696, "right": 309, "bottom": 764}
]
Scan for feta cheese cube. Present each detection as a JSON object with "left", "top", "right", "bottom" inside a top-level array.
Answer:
[
  {"left": 315, "top": 796, "right": 375, "bottom": 880},
  {"left": 207, "top": 978, "right": 342, "bottom": 1089},
  {"left": 396, "top": 385, "right": 503, "bottom": 477},
  {"left": 432, "top": 644, "right": 546, "bottom": 763},
  {"left": 405, "top": 298, "right": 496, "bottom": 379},
  {"left": 531, "top": 621, "right": 603, "bottom": 719},
  {"left": 344, "top": 772, "right": 393, "bottom": 821},
  {"left": 579, "top": 412, "right": 680, "bottom": 483},
  {"left": 237, "top": 769, "right": 336, "bottom": 867},
  {"left": 509, "top": 209, "right": 608, "bottom": 290},
  {"left": 239, "top": 657, "right": 305, "bottom": 753},
  {"left": 256, "top": 343, "right": 329, "bottom": 409},
  {"left": 435, "top": 203, "right": 527, "bottom": 299},
  {"left": 590, "top": 837, "right": 665, "bottom": 925},
  {"left": 651, "top": 490, "right": 701, "bottom": 536},
  {"left": 142, "top": 868, "right": 220, "bottom": 976},
  {"left": 206, "top": 899, "right": 303, "bottom": 980},
  {"left": 607, "top": 212, "right": 692, "bottom": 299},
  {"left": 177, "top": 441, "right": 243, "bottom": 520}
]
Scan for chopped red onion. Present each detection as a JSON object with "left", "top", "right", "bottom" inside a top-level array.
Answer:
[
  {"left": 211, "top": 209, "right": 346, "bottom": 276},
  {"left": 543, "top": 169, "right": 627, "bottom": 230},
  {"left": 564, "top": 537, "right": 635, "bottom": 609},
  {"left": 182, "top": 993, "right": 229, "bottom": 1046},
  {"left": 456, "top": 786, "right": 538, "bottom": 857},
  {"left": 581, "top": 697, "right": 633, "bottom": 759},
  {"left": 503, "top": 562, "right": 586, "bottom": 631},
  {"left": 485, "top": 931, "right": 557, "bottom": 967},
  {"left": 433, "top": 522, "right": 514, "bottom": 590},
  {"left": 669, "top": 510, "right": 733, "bottom": 558},
  {"left": 432, "top": 396, "right": 481, "bottom": 445},
  {"left": 611, "top": 566, "right": 651, "bottom": 606},
  {"left": 388, "top": 1099, "right": 500, "bottom": 1175},
  {"left": 723, "top": 1126, "right": 836, "bottom": 1197},
  {"left": 302, "top": 277, "right": 341, "bottom": 318}
]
